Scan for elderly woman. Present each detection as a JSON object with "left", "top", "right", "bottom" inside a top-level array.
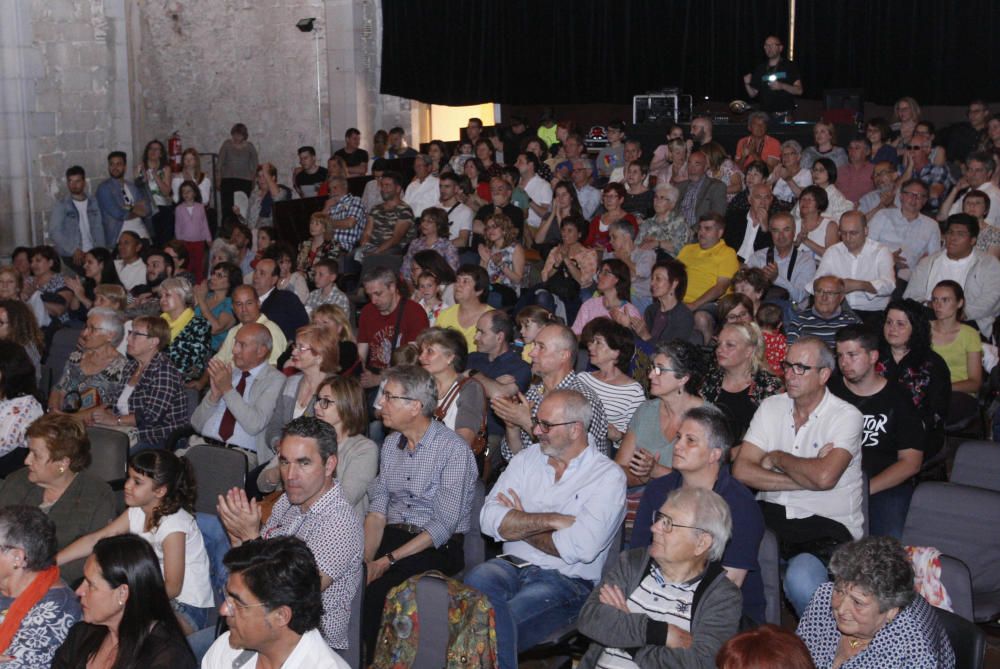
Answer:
[
  {"left": 797, "top": 536, "right": 954, "bottom": 668},
  {"left": 49, "top": 308, "right": 127, "bottom": 417},
  {"left": 88, "top": 316, "right": 189, "bottom": 452},
  {"left": 0, "top": 506, "right": 81, "bottom": 668},
  {"left": 0, "top": 300, "right": 44, "bottom": 378},
  {"left": 416, "top": 327, "right": 487, "bottom": 451},
  {"left": 607, "top": 219, "right": 656, "bottom": 314},
  {"left": 0, "top": 266, "right": 23, "bottom": 301},
  {"left": 0, "top": 414, "right": 115, "bottom": 584},
  {"left": 579, "top": 318, "right": 646, "bottom": 445},
  {"left": 794, "top": 185, "right": 840, "bottom": 259},
  {"left": 770, "top": 139, "right": 813, "bottom": 204},
  {"left": 53, "top": 534, "right": 196, "bottom": 668},
  {"left": 0, "top": 343, "right": 43, "bottom": 477},
  {"left": 159, "top": 277, "right": 211, "bottom": 383},
  {"left": 577, "top": 487, "right": 741, "bottom": 668},
  {"left": 402, "top": 207, "right": 460, "bottom": 287}
]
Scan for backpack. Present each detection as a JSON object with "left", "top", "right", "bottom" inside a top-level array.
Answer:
[{"left": 372, "top": 571, "right": 498, "bottom": 668}]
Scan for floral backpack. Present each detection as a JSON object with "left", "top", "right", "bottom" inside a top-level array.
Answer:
[{"left": 372, "top": 571, "right": 498, "bottom": 668}]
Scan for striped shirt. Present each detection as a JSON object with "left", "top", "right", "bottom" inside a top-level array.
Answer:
[
  {"left": 575, "top": 373, "right": 646, "bottom": 433},
  {"left": 786, "top": 307, "right": 861, "bottom": 350}
]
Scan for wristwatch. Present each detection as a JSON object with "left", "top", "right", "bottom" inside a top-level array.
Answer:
[{"left": 386, "top": 552, "right": 397, "bottom": 566}]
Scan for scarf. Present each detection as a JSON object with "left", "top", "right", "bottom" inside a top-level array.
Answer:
[
  {"left": 0, "top": 565, "right": 60, "bottom": 654},
  {"left": 162, "top": 307, "right": 195, "bottom": 342}
]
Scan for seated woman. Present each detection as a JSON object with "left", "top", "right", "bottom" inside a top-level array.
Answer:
[
  {"left": 193, "top": 261, "right": 241, "bottom": 353},
  {"left": 797, "top": 536, "right": 954, "bottom": 668},
  {"left": 402, "top": 207, "right": 460, "bottom": 288},
  {"left": 0, "top": 506, "right": 81, "bottom": 668},
  {"left": 800, "top": 120, "right": 849, "bottom": 169},
  {"left": 163, "top": 240, "right": 197, "bottom": 285},
  {"left": 578, "top": 318, "right": 646, "bottom": 445},
  {"left": 572, "top": 258, "right": 642, "bottom": 336},
  {"left": 416, "top": 327, "right": 488, "bottom": 452},
  {"left": 702, "top": 141, "right": 744, "bottom": 202},
  {"left": 478, "top": 212, "right": 525, "bottom": 308},
  {"left": 92, "top": 284, "right": 132, "bottom": 355},
  {"left": 700, "top": 322, "right": 783, "bottom": 442},
  {"left": 621, "top": 161, "right": 654, "bottom": 218},
  {"left": 586, "top": 182, "right": 638, "bottom": 252},
  {"left": 637, "top": 183, "right": 690, "bottom": 257},
  {"left": 962, "top": 189, "right": 1000, "bottom": 259},
  {"left": 0, "top": 343, "right": 41, "bottom": 478},
  {"left": 731, "top": 267, "right": 769, "bottom": 316},
  {"left": 528, "top": 215, "right": 587, "bottom": 320},
  {"left": 533, "top": 181, "right": 584, "bottom": 251},
  {"left": 929, "top": 280, "right": 982, "bottom": 427},
  {"left": 265, "top": 243, "right": 308, "bottom": 303},
  {"left": 310, "top": 304, "right": 360, "bottom": 376},
  {"left": 159, "top": 277, "right": 211, "bottom": 384},
  {"left": 49, "top": 308, "right": 127, "bottom": 418},
  {"left": 57, "top": 451, "right": 213, "bottom": 635},
  {"left": 240, "top": 162, "right": 291, "bottom": 231},
  {"left": 88, "top": 316, "right": 189, "bottom": 452},
  {"left": 803, "top": 158, "right": 853, "bottom": 223},
  {"left": 576, "top": 487, "right": 741, "bottom": 668},
  {"left": 0, "top": 414, "right": 115, "bottom": 583},
  {"left": 718, "top": 293, "right": 755, "bottom": 329},
  {"left": 627, "top": 258, "right": 697, "bottom": 344},
  {"left": 794, "top": 185, "right": 840, "bottom": 259},
  {"left": 28, "top": 246, "right": 74, "bottom": 326},
  {"left": 64, "top": 247, "right": 122, "bottom": 316},
  {"left": 607, "top": 219, "right": 656, "bottom": 315},
  {"left": 0, "top": 266, "right": 23, "bottom": 302},
  {"left": 725, "top": 160, "right": 771, "bottom": 231},
  {"left": 0, "top": 300, "right": 45, "bottom": 377},
  {"left": 258, "top": 375, "right": 377, "bottom": 517},
  {"left": 717, "top": 624, "right": 816, "bottom": 669},
  {"left": 53, "top": 534, "right": 197, "bottom": 668}
]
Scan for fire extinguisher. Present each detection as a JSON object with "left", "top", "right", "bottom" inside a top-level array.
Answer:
[{"left": 168, "top": 132, "right": 182, "bottom": 172}]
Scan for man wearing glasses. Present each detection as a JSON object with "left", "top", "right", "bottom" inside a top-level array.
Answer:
[
  {"left": 868, "top": 178, "right": 942, "bottom": 285},
  {"left": 733, "top": 336, "right": 864, "bottom": 618},
  {"left": 466, "top": 389, "right": 625, "bottom": 669},
  {"left": 858, "top": 160, "right": 900, "bottom": 217},
  {"left": 786, "top": 275, "right": 861, "bottom": 349},
  {"left": 944, "top": 151, "right": 1000, "bottom": 228}
]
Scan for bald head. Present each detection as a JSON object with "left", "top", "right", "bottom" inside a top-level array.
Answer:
[{"left": 233, "top": 322, "right": 272, "bottom": 370}]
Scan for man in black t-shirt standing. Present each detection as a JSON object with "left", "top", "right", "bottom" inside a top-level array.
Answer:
[
  {"left": 743, "top": 35, "right": 803, "bottom": 113},
  {"left": 830, "top": 326, "right": 926, "bottom": 539},
  {"left": 333, "top": 127, "right": 369, "bottom": 176},
  {"left": 292, "top": 146, "right": 328, "bottom": 198}
]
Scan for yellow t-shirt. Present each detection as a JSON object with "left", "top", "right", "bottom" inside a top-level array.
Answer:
[
  {"left": 434, "top": 304, "right": 493, "bottom": 352},
  {"left": 932, "top": 324, "right": 982, "bottom": 385},
  {"left": 676, "top": 241, "right": 739, "bottom": 304}
]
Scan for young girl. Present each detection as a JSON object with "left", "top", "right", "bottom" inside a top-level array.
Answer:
[
  {"left": 252, "top": 225, "right": 276, "bottom": 270},
  {"left": 516, "top": 305, "right": 559, "bottom": 363},
  {"left": 173, "top": 180, "right": 212, "bottom": 283},
  {"left": 417, "top": 272, "right": 445, "bottom": 325},
  {"left": 56, "top": 450, "right": 213, "bottom": 634},
  {"left": 755, "top": 303, "right": 787, "bottom": 377}
]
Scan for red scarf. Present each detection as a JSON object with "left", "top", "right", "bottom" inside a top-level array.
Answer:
[{"left": 0, "top": 565, "right": 60, "bottom": 654}]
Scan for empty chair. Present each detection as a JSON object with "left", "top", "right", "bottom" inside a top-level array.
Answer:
[
  {"left": 182, "top": 444, "right": 248, "bottom": 515},
  {"left": 758, "top": 527, "right": 782, "bottom": 625},
  {"left": 950, "top": 440, "right": 1000, "bottom": 493},
  {"left": 936, "top": 606, "right": 986, "bottom": 669},
  {"left": 86, "top": 426, "right": 129, "bottom": 484}
]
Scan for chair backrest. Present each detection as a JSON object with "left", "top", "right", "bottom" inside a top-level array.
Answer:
[
  {"left": 184, "top": 387, "right": 200, "bottom": 421},
  {"left": 86, "top": 427, "right": 129, "bottom": 484},
  {"left": 43, "top": 325, "right": 83, "bottom": 396},
  {"left": 862, "top": 472, "right": 870, "bottom": 537},
  {"left": 950, "top": 440, "right": 1000, "bottom": 493},
  {"left": 936, "top": 606, "right": 986, "bottom": 669},
  {"left": 902, "top": 481, "right": 1000, "bottom": 621},
  {"left": 412, "top": 574, "right": 451, "bottom": 668},
  {"left": 758, "top": 527, "right": 782, "bottom": 625},
  {"left": 602, "top": 522, "right": 625, "bottom": 578},
  {"left": 342, "top": 563, "right": 366, "bottom": 669},
  {"left": 183, "top": 444, "right": 248, "bottom": 515},
  {"left": 464, "top": 480, "right": 486, "bottom": 573}
]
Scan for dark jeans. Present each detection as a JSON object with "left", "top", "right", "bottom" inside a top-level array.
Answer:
[
  {"left": 150, "top": 204, "right": 175, "bottom": 248},
  {"left": 363, "top": 526, "right": 465, "bottom": 659},
  {"left": 869, "top": 482, "right": 914, "bottom": 540},
  {"left": 220, "top": 178, "right": 252, "bottom": 219}
]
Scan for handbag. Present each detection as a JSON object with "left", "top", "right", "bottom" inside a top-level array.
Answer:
[{"left": 433, "top": 377, "right": 488, "bottom": 456}]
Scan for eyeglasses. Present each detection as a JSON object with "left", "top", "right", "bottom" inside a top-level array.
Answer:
[
  {"left": 292, "top": 342, "right": 314, "bottom": 353},
  {"left": 127, "top": 331, "right": 153, "bottom": 339},
  {"left": 651, "top": 365, "right": 678, "bottom": 376},
  {"left": 222, "top": 595, "right": 270, "bottom": 615},
  {"left": 781, "top": 361, "right": 819, "bottom": 375},
  {"left": 814, "top": 289, "right": 842, "bottom": 298},
  {"left": 531, "top": 416, "right": 576, "bottom": 433},
  {"left": 901, "top": 190, "right": 928, "bottom": 199},
  {"left": 315, "top": 396, "right": 336, "bottom": 410},
  {"left": 381, "top": 391, "right": 418, "bottom": 404},
  {"left": 598, "top": 268, "right": 615, "bottom": 277},
  {"left": 652, "top": 511, "right": 707, "bottom": 533}
]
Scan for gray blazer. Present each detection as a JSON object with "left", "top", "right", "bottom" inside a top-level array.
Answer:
[
  {"left": 264, "top": 374, "right": 316, "bottom": 454},
  {"left": 191, "top": 363, "right": 287, "bottom": 463},
  {"left": 677, "top": 177, "right": 728, "bottom": 222}
]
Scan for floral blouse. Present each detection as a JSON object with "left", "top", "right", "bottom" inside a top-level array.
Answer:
[
  {"left": 296, "top": 238, "right": 338, "bottom": 278},
  {"left": 54, "top": 350, "right": 128, "bottom": 411},
  {"left": 0, "top": 583, "right": 81, "bottom": 669},
  {"left": 166, "top": 315, "right": 212, "bottom": 382},
  {"left": 487, "top": 243, "right": 522, "bottom": 288},
  {"left": 699, "top": 363, "right": 784, "bottom": 407},
  {"left": 635, "top": 213, "right": 692, "bottom": 255},
  {"left": 0, "top": 395, "right": 43, "bottom": 457}
]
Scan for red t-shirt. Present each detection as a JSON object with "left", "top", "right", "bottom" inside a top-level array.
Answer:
[
  {"left": 586, "top": 213, "right": 638, "bottom": 251},
  {"left": 357, "top": 298, "right": 429, "bottom": 370}
]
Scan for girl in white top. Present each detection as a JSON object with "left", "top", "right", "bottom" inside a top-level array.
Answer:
[{"left": 56, "top": 450, "right": 213, "bottom": 634}]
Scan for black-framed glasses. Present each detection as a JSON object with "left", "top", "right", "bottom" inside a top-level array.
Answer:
[
  {"left": 651, "top": 365, "right": 678, "bottom": 376},
  {"left": 652, "top": 511, "right": 707, "bottom": 533},
  {"left": 315, "top": 396, "right": 336, "bottom": 410},
  {"left": 381, "top": 391, "right": 418, "bottom": 404},
  {"left": 781, "top": 360, "right": 818, "bottom": 376},
  {"left": 532, "top": 416, "right": 576, "bottom": 433}
]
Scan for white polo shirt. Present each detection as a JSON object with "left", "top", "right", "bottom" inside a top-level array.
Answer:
[{"left": 743, "top": 390, "right": 865, "bottom": 539}]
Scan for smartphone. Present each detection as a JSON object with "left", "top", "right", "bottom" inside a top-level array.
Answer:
[{"left": 497, "top": 554, "right": 532, "bottom": 568}]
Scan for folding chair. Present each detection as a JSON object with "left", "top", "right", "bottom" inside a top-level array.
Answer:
[
  {"left": 950, "top": 440, "right": 1000, "bottom": 493},
  {"left": 936, "top": 606, "right": 986, "bottom": 669}
]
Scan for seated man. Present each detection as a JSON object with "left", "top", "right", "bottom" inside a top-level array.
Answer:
[
  {"left": 214, "top": 285, "right": 286, "bottom": 367},
  {"left": 113, "top": 231, "right": 146, "bottom": 292},
  {"left": 576, "top": 487, "right": 741, "bottom": 669},
  {"left": 676, "top": 213, "right": 740, "bottom": 345},
  {"left": 357, "top": 170, "right": 415, "bottom": 256},
  {"left": 904, "top": 213, "right": 1000, "bottom": 337},
  {"left": 944, "top": 151, "right": 1000, "bottom": 228},
  {"left": 191, "top": 323, "right": 285, "bottom": 467},
  {"left": 867, "top": 179, "right": 941, "bottom": 284},
  {"left": 831, "top": 326, "right": 926, "bottom": 539},
  {"left": 733, "top": 337, "right": 864, "bottom": 616},
  {"left": 837, "top": 138, "right": 875, "bottom": 205},
  {"left": 402, "top": 153, "right": 439, "bottom": 217},
  {"left": 127, "top": 247, "right": 174, "bottom": 318},
  {"left": 571, "top": 159, "right": 601, "bottom": 220},
  {"left": 631, "top": 405, "right": 766, "bottom": 624},
  {"left": 323, "top": 175, "right": 367, "bottom": 256},
  {"left": 203, "top": 536, "right": 351, "bottom": 669},
  {"left": 746, "top": 211, "right": 816, "bottom": 308},
  {"left": 675, "top": 151, "right": 727, "bottom": 228},
  {"left": 253, "top": 257, "right": 309, "bottom": 343},
  {"left": 303, "top": 258, "right": 350, "bottom": 316},
  {"left": 362, "top": 364, "right": 478, "bottom": 657},
  {"left": 786, "top": 275, "right": 861, "bottom": 349},
  {"left": 858, "top": 160, "right": 900, "bottom": 216},
  {"left": 725, "top": 182, "right": 775, "bottom": 262},
  {"left": 812, "top": 211, "right": 895, "bottom": 324},
  {"left": 465, "top": 389, "right": 626, "bottom": 669},
  {"left": 475, "top": 176, "right": 526, "bottom": 237},
  {"left": 216, "top": 417, "right": 365, "bottom": 653}
]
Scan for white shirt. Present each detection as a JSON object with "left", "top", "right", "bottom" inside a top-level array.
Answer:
[
  {"left": 867, "top": 208, "right": 942, "bottom": 281},
  {"left": 772, "top": 167, "right": 812, "bottom": 203},
  {"left": 114, "top": 258, "right": 146, "bottom": 291},
  {"left": 171, "top": 175, "right": 212, "bottom": 204},
  {"left": 522, "top": 174, "right": 553, "bottom": 228},
  {"left": 403, "top": 174, "right": 440, "bottom": 217},
  {"left": 72, "top": 199, "right": 94, "bottom": 251},
  {"left": 744, "top": 390, "right": 865, "bottom": 539},
  {"left": 202, "top": 629, "right": 350, "bottom": 669},
  {"left": 812, "top": 238, "right": 896, "bottom": 311},
  {"left": 949, "top": 181, "right": 1000, "bottom": 229},
  {"left": 127, "top": 507, "right": 213, "bottom": 607},
  {"left": 926, "top": 252, "right": 976, "bottom": 298},
  {"left": 480, "top": 443, "right": 626, "bottom": 583},
  {"left": 737, "top": 211, "right": 763, "bottom": 261},
  {"left": 439, "top": 200, "right": 474, "bottom": 242}
]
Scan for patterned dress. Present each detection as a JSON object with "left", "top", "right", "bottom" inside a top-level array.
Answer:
[{"left": 0, "top": 584, "right": 81, "bottom": 669}]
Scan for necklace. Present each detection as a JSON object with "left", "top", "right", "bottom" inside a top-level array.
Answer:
[{"left": 847, "top": 636, "right": 869, "bottom": 649}]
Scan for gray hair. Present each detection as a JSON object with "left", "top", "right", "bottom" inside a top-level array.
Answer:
[
  {"left": 0, "top": 506, "right": 57, "bottom": 570},
  {"left": 571, "top": 158, "right": 592, "bottom": 173},
  {"left": 159, "top": 276, "right": 194, "bottom": 306},
  {"left": 666, "top": 487, "right": 732, "bottom": 563},
  {"left": 749, "top": 111, "right": 771, "bottom": 125},
  {"left": 328, "top": 175, "right": 348, "bottom": 190},
  {"left": 780, "top": 139, "right": 803, "bottom": 155},
  {"left": 680, "top": 404, "right": 732, "bottom": 461},
  {"left": 88, "top": 307, "right": 125, "bottom": 346},
  {"left": 829, "top": 536, "right": 915, "bottom": 612},
  {"left": 654, "top": 182, "right": 680, "bottom": 202},
  {"left": 415, "top": 153, "right": 432, "bottom": 165},
  {"left": 793, "top": 335, "right": 836, "bottom": 370},
  {"left": 210, "top": 238, "right": 239, "bottom": 265},
  {"left": 542, "top": 388, "right": 593, "bottom": 432},
  {"left": 361, "top": 265, "right": 398, "bottom": 289},
  {"left": 541, "top": 323, "right": 578, "bottom": 364},
  {"left": 382, "top": 364, "right": 438, "bottom": 417},
  {"left": 609, "top": 219, "right": 637, "bottom": 240}
]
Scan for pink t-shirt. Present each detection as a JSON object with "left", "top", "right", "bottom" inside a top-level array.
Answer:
[{"left": 572, "top": 296, "right": 642, "bottom": 335}]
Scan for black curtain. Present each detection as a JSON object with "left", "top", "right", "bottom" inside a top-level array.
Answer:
[{"left": 381, "top": 0, "right": 787, "bottom": 105}]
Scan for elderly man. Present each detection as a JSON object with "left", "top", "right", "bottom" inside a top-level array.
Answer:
[
  {"left": 576, "top": 487, "right": 741, "bottom": 668},
  {"left": 402, "top": 154, "right": 439, "bottom": 217},
  {"left": 572, "top": 158, "right": 601, "bottom": 220},
  {"left": 746, "top": 212, "right": 816, "bottom": 308},
  {"left": 944, "top": 151, "right": 1000, "bottom": 228},
  {"left": 857, "top": 160, "right": 900, "bottom": 216},
  {"left": 253, "top": 257, "right": 309, "bottom": 342},
  {"left": 735, "top": 112, "right": 782, "bottom": 170},
  {"left": 726, "top": 182, "right": 775, "bottom": 262},
  {"left": 675, "top": 151, "right": 727, "bottom": 228},
  {"left": 475, "top": 176, "right": 526, "bottom": 235},
  {"left": 494, "top": 323, "right": 609, "bottom": 460},
  {"left": 465, "top": 389, "right": 626, "bottom": 669},
  {"left": 812, "top": 211, "right": 895, "bottom": 324},
  {"left": 216, "top": 417, "right": 364, "bottom": 653},
  {"left": 743, "top": 35, "right": 803, "bottom": 113},
  {"left": 323, "top": 175, "right": 366, "bottom": 255},
  {"left": 203, "top": 536, "right": 350, "bottom": 668},
  {"left": 49, "top": 165, "right": 105, "bottom": 272},
  {"left": 214, "top": 285, "right": 286, "bottom": 366},
  {"left": 733, "top": 336, "right": 865, "bottom": 616},
  {"left": 787, "top": 275, "right": 861, "bottom": 348},
  {"left": 770, "top": 140, "right": 812, "bottom": 204},
  {"left": 192, "top": 322, "right": 285, "bottom": 467},
  {"left": 676, "top": 213, "right": 740, "bottom": 345},
  {"left": 867, "top": 179, "right": 941, "bottom": 283},
  {"left": 357, "top": 170, "right": 415, "bottom": 256},
  {"left": 631, "top": 404, "right": 766, "bottom": 624},
  {"left": 356, "top": 265, "right": 429, "bottom": 388},
  {"left": 904, "top": 213, "right": 1000, "bottom": 336},
  {"left": 362, "top": 364, "right": 478, "bottom": 656}
]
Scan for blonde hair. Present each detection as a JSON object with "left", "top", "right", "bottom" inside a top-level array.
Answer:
[
  {"left": 310, "top": 211, "right": 334, "bottom": 241},
  {"left": 0, "top": 267, "right": 22, "bottom": 294},
  {"left": 721, "top": 322, "right": 767, "bottom": 374},
  {"left": 294, "top": 324, "right": 340, "bottom": 373},
  {"left": 486, "top": 212, "right": 519, "bottom": 247},
  {"left": 894, "top": 96, "right": 921, "bottom": 122},
  {"left": 95, "top": 284, "right": 128, "bottom": 311},
  {"left": 311, "top": 304, "right": 354, "bottom": 342}
]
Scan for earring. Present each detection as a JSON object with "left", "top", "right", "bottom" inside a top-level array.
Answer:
[{"left": 58, "top": 466, "right": 65, "bottom": 474}]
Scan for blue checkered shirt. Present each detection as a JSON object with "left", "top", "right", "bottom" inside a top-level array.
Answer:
[{"left": 327, "top": 193, "right": 366, "bottom": 253}]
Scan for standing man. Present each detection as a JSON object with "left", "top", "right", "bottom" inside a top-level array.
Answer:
[
  {"left": 356, "top": 266, "right": 429, "bottom": 390},
  {"left": 96, "top": 150, "right": 149, "bottom": 242},
  {"left": 867, "top": 179, "right": 941, "bottom": 285},
  {"left": 742, "top": 35, "right": 803, "bottom": 113},
  {"left": 386, "top": 127, "right": 417, "bottom": 159},
  {"left": 334, "top": 127, "right": 369, "bottom": 176},
  {"left": 402, "top": 154, "right": 440, "bottom": 217},
  {"left": 293, "top": 146, "right": 328, "bottom": 198},
  {"left": 49, "top": 165, "right": 105, "bottom": 273}
]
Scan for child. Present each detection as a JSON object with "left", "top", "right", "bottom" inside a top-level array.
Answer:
[
  {"left": 253, "top": 225, "right": 276, "bottom": 270},
  {"left": 417, "top": 272, "right": 445, "bottom": 325},
  {"left": 173, "top": 180, "right": 212, "bottom": 283},
  {"left": 516, "top": 305, "right": 560, "bottom": 363},
  {"left": 756, "top": 303, "right": 788, "bottom": 378},
  {"left": 57, "top": 450, "right": 213, "bottom": 634},
  {"left": 449, "top": 140, "right": 475, "bottom": 174}
]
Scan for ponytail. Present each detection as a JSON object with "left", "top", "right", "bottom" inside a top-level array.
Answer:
[{"left": 129, "top": 450, "right": 198, "bottom": 531}]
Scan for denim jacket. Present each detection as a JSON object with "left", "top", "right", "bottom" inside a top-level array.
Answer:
[
  {"left": 48, "top": 196, "right": 105, "bottom": 257},
  {"left": 96, "top": 177, "right": 148, "bottom": 243}
]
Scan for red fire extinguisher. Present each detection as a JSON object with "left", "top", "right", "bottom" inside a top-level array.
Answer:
[{"left": 168, "top": 132, "right": 182, "bottom": 172}]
